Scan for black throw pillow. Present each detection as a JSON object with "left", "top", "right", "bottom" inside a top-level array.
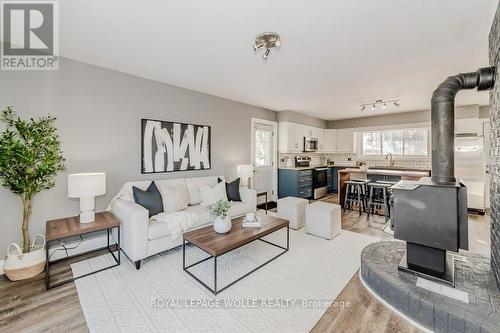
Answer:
[
  {"left": 218, "top": 177, "right": 242, "bottom": 202},
  {"left": 132, "top": 182, "right": 164, "bottom": 217}
]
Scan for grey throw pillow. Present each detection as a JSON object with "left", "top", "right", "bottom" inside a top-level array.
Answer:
[
  {"left": 218, "top": 177, "right": 242, "bottom": 202},
  {"left": 132, "top": 182, "right": 164, "bottom": 217}
]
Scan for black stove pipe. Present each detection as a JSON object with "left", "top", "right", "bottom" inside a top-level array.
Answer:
[{"left": 431, "top": 67, "right": 496, "bottom": 185}]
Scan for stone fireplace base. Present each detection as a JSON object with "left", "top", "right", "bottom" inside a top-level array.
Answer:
[{"left": 360, "top": 242, "right": 500, "bottom": 333}]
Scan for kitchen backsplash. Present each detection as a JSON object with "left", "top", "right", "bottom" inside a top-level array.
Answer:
[{"left": 279, "top": 152, "right": 431, "bottom": 169}]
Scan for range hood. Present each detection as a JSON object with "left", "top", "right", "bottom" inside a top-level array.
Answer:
[{"left": 392, "top": 67, "right": 495, "bottom": 284}]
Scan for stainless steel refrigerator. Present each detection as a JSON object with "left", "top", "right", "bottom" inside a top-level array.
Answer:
[{"left": 455, "top": 135, "right": 485, "bottom": 212}]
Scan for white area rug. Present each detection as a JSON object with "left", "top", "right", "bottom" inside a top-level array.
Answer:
[{"left": 72, "top": 229, "right": 379, "bottom": 333}]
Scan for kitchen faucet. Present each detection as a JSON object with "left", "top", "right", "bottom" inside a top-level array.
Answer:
[{"left": 385, "top": 153, "right": 394, "bottom": 167}]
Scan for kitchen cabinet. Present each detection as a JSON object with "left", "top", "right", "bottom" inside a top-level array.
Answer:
[
  {"left": 279, "top": 122, "right": 302, "bottom": 153},
  {"left": 335, "top": 128, "right": 355, "bottom": 152},
  {"left": 278, "top": 122, "right": 326, "bottom": 153},
  {"left": 278, "top": 169, "right": 313, "bottom": 199},
  {"left": 455, "top": 118, "right": 479, "bottom": 135},
  {"left": 323, "top": 129, "right": 337, "bottom": 152}
]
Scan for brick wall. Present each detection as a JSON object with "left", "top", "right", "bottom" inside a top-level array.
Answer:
[{"left": 489, "top": 2, "right": 500, "bottom": 289}]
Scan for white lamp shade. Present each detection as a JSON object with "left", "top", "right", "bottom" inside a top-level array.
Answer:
[
  {"left": 68, "top": 173, "right": 106, "bottom": 198},
  {"left": 237, "top": 165, "right": 254, "bottom": 178}
]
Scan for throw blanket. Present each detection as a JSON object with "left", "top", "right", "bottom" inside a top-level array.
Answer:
[{"left": 150, "top": 211, "right": 199, "bottom": 240}]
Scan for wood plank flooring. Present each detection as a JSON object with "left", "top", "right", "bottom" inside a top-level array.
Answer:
[
  {"left": 311, "top": 274, "right": 421, "bottom": 333},
  {"left": 0, "top": 193, "right": 490, "bottom": 332}
]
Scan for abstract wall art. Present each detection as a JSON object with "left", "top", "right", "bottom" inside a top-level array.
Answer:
[{"left": 141, "top": 119, "right": 211, "bottom": 173}]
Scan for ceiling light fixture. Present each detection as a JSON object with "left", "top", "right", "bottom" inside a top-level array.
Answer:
[
  {"left": 254, "top": 32, "right": 281, "bottom": 61},
  {"left": 361, "top": 98, "right": 400, "bottom": 112}
]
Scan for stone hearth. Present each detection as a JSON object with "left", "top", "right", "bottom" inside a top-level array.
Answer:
[{"left": 360, "top": 241, "right": 500, "bottom": 333}]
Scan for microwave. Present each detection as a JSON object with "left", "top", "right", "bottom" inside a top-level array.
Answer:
[{"left": 303, "top": 137, "right": 318, "bottom": 152}]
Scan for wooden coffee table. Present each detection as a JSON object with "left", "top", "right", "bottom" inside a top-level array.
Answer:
[{"left": 183, "top": 215, "right": 289, "bottom": 295}]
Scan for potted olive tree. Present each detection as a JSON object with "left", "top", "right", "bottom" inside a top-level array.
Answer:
[{"left": 0, "top": 107, "right": 65, "bottom": 280}]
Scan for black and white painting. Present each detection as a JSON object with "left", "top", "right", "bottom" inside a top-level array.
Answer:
[{"left": 141, "top": 119, "right": 211, "bottom": 173}]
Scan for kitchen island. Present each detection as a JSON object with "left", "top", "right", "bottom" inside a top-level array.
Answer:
[{"left": 337, "top": 168, "right": 430, "bottom": 208}]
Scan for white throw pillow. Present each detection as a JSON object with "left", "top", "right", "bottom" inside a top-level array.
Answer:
[
  {"left": 199, "top": 181, "right": 228, "bottom": 205},
  {"left": 157, "top": 183, "right": 189, "bottom": 213}
]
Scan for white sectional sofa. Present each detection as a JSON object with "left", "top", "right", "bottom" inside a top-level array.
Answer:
[{"left": 111, "top": 176, "right": 257, "bottom": 269}]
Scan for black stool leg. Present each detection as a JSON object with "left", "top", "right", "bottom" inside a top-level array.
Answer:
[
  {"left": 357, "top": 185, "right": 362, "bottom": 215},
  {"left": 367, "top": 186, "right": 373, "bottom": 218},
  {"left": 383, "top": 188, "right": 388, "bottom": 221}
]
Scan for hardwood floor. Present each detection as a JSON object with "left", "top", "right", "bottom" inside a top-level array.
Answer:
[
  {"left": 0, "top": 193, "right": 490, "bottom": 332},
  {"left": 311, "top": 274, "right": 421, "bottom": 333},
  {"left": 0, "top": 250, "right": 97, "bottom": 333}
]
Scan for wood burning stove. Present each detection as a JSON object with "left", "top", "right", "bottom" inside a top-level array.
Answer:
[{"left": 393, "top": 67, "right": 495, "bottom": 285}]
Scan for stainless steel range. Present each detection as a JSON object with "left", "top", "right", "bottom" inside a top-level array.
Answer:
[{"left": 312, "top": 167, "right": 328, "bottom": 199}]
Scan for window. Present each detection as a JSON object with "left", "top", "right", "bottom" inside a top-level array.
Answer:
[
  {"left": 361, "top": 128, "right": 428, "bottom": 156},
  {"left": 254, "top": 129, "right": 272, "bottom": 166}
]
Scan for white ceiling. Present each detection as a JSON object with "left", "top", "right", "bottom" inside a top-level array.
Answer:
[{"left": 59, "top": 0, "right": 498, "bottom": 120}]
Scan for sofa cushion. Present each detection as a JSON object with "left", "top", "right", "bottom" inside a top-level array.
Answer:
[
  {"left": 185, "top": 176, "right": 224, "bottom": 205},
  {"left": 199, "top": 181, "right": 228, "bottom": 205},
  {"left": 132, "top": 182, "right": 163, "bottom": 217},
  {"left": 218, "top": 177, "right": 242, "bottom": 202},
  {"left": 228, "top": 201, "right": 251, "bottom": 218},
  {"left": 156, "top": 178, "right": 189, "bottom": 213}
]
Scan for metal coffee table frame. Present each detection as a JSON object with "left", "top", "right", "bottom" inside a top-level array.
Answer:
[{"left": 183, "top": 225, "right": 289, "bottom": 295}]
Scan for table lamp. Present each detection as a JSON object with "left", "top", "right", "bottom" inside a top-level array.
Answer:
[
  {"left": 237, "top": 165, "right": 254, "bottom": 188},
  {"left": 68, "top": 173, "right": 106, "bottom": 223}
]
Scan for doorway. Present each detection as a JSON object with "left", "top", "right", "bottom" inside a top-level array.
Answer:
[{"left": 251, "top": 118, "right": 278, "bottom": 206}]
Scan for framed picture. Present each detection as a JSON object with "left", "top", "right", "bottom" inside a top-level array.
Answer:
[{"left": 141, "top": 118, "right": 211, "bottom": 173}]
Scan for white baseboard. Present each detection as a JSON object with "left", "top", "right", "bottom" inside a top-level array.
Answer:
[{"left": 0, "top": 260, "right": 4, "bottom": 275}]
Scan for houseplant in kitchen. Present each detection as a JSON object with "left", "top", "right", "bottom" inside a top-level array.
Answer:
[
  {"left": 0, "top": 106, "right": 66, "bottom": 280},
  {"left": 209, "top": 199, "right": 232, "bottom": 233}
]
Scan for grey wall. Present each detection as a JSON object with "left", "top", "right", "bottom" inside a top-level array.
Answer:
[
  {"left": 489, "top": 1, "right": 500, "bottom": 289},
  {"left": 277, "top": 110, "right": 327, "bottom": 128},
  {"left": 327, "top": 105, "right": 484, "bottom": 129},
  {"left": 0, "top": 56, "right": 276, "bottom": 258}
]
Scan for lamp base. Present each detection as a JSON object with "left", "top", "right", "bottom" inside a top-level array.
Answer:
[
  {"left": 79, "top": 211, "right": 95, "bottom": 223},
  {"left": 79, "top": 197, "right": 96, "bottom": 223}
]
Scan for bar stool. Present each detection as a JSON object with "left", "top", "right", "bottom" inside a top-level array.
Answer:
[
  {"left": 367, "top": 182, "right": 392, "bottom": 221},
  {"left": 344, "top": 180, "right": 369, "bottom": 214}
]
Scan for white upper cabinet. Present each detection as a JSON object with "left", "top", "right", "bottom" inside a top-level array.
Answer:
[
  {"left": 323, "top": 129, "right": 337, "bottom": 152},
  {"left": 279, "top": 122, "right": 329, "bottom": 153},
  {"left": 335, "top": 128, "right": 355, "bottom": 152},
  {"left": 279, "top": 122, "right": 302, "bottom": 153}
]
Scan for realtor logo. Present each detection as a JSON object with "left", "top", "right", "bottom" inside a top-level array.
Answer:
[{"left": 1, "top": 1, "right": 59, "bottom": 70}]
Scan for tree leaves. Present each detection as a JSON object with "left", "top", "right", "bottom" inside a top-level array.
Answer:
[{"left": 0, "top": 106, "right": 66, "bottom": 199}]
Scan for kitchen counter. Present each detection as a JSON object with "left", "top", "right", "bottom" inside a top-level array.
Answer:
[
  {"left": 278, "top": 165, "right": 356, "bottom": 171},
  {"left": 337, "top": 168, "right": 430, "bottom": 208},
  {"left": 338, "top": 168, "right": 429, "bottom": 178}
]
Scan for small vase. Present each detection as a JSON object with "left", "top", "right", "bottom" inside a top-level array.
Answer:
[{"left": 213, "top": 216, "right": 232, "bottom": 234}]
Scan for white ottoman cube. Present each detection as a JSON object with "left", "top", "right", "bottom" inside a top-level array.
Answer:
[
  {"left": 305, "top": 202, "right": 341, "bottom": 240},
  {"left": 277, "top": 196, "right": 308, "bottom": 230}
]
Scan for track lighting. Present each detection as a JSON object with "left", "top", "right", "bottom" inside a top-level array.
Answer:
[
  {"left": 360, "top": 98, "right": 400, "bottom": 112},
  {"left": 254, "top": 32, "right": 281, "bottom": 61}
]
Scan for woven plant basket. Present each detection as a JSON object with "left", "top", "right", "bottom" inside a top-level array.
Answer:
[{"left": 4, "top": 234, "right": 46, "bottom": 281}]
